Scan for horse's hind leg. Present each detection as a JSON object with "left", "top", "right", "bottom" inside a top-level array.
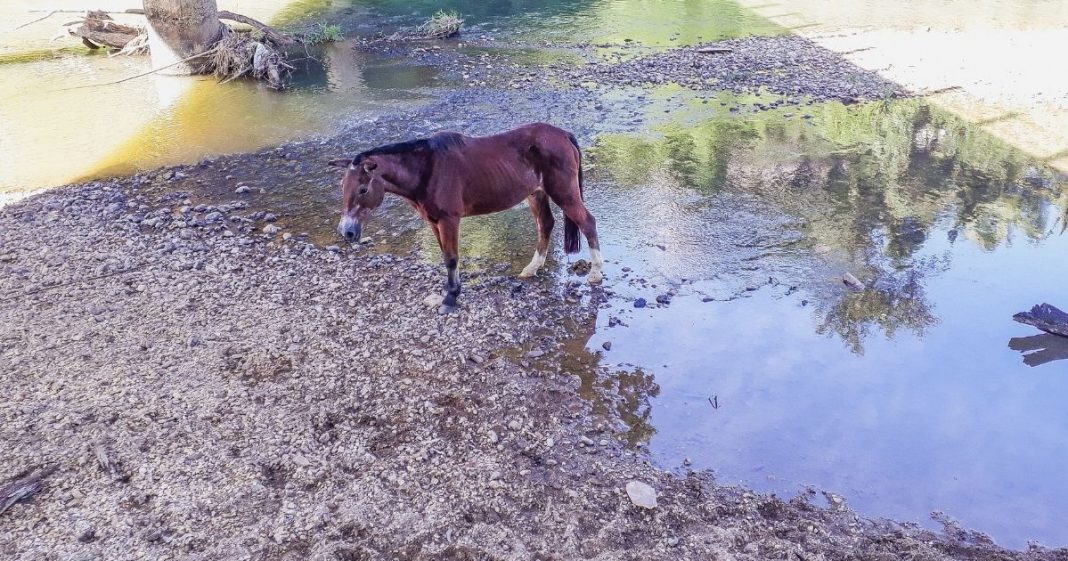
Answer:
[
  {"left": 566, "top": 204, "right": 603, "bottom": 284},
  {"left": 519, "top": 191, "right": 554, "bottom": 278},
  {"left": 436, "top": 217, "right": 462, "bottom": 314},
  {"left": 546, "top": 176, "right": 604, "bottom": 284}
]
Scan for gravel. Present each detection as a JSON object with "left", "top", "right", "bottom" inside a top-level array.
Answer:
[
  {"left": 565, "top": 35, "right": 909, "bottom": 105},
  {"left": 0, "top": 28, "right": 1055, "bottom": 561}
]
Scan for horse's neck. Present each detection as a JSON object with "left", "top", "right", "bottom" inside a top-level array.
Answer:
[{"left": 378, "top": 153, "right": 424, "bottom": 199}]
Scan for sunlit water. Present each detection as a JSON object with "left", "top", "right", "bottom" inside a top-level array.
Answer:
[
  {"left": 382, "top": 95, "right": 1067, "bottom": 547},
  {"left": 575, "top": 99, "right": 1068, "bottom": 548},
  {"left": 5, "top": 0, "right": 1068, "bottom": 550}
]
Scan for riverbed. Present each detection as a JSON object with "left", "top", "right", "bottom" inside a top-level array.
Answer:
[{"left": 2, "top": 0, "right": 1067, "bottom": 557}]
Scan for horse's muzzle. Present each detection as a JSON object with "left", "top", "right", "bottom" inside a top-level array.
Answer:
[{"left": 338, "top": 216, "right": 361, "bottom": 243}]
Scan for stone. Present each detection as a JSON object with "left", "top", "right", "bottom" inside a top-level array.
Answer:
[
  {"left": 423, "top": 294, "right": 445, "bottom": 308},
  {"left": 263, "top": 225, "right": 281, "bottom": 235},
  {"left": 625, "top": 481, "right": 658, "bottom": 509},
  {"left": 601, "top": 341, "right": 612, "bottom": 351},
  {"left": 634, "top": 298, "right": 647, "bottom": 308},
  {"left": 235, "top": 185, "right": 251, "bottom": 194}
]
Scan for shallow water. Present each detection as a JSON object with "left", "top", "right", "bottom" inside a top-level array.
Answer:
[
  {"left": 574, "top": 100, "right": 1068, "bottom": 547},
  {"left": 0, "top": 0, "right": 777, "bottom": 199},
  {"left": 380, "top": 95, "right": 1067, "bottom": 547}
]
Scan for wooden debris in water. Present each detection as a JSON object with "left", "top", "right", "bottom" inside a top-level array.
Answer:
[
  {"left": 1013, "top": 303, "right": 1068, "bottom": 338},
  {"left": 51, "top": 8, "right": 295, "bottom": 88},
  {"left": 1, "top": 466, "right": 57, "bottom": 517},
  {"left": 696, "top": 46, "right": 733, "bottom": 54},
  {"left": 59, "top": 10, "right": 144, "bottom": 51},
  {"left": 841, "top": 272, "right": 866, "bottom": 291}
]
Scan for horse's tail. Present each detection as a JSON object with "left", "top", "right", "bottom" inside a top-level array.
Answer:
[{"left": 564, "top": 133, "right": 583, "bottom": 254}]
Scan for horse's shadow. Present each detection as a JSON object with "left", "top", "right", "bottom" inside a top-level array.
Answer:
[{"left": 1008, "top": 333, "right": 1068, "bottom": 367}]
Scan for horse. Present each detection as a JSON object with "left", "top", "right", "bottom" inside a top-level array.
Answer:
[{"left": 327, "top": 122, "right": 603, "bottom": 314}]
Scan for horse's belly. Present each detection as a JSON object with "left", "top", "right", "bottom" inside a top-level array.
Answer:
[{"left": 464, "top": 182, "right": 537, "bottom": 216}]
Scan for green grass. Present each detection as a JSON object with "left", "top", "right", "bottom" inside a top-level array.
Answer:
[
  {"left": 304, "top": 22, "right": 344, "bottom": 44},
  {"left": 417, "top": 10, "right": 464, "bottom": 39}
]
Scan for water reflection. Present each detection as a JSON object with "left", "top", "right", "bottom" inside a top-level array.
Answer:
[
  {"left": 569, "top": 98, "right": 1068, "bottom": 547},
  {"left": 1008, "top": 334, "right": 1068, "bottom": 367}
]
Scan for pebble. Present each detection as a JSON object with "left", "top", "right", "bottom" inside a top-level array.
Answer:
[
  {"left": 601, "top": 341, "right": 612, "bottom": 351},
  {"left": 634, "top": 298, "right": 647, "bottom": 308},
  {"left": 235, "top": 185, "right": 251, "bottom": 194},
  {"left": 263, "top": 225, "right": 281, "bottom": 235}
]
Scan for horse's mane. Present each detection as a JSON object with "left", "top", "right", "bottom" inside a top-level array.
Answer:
[{"left": 354, "top": 132, "right": 464, "bottom": 164}]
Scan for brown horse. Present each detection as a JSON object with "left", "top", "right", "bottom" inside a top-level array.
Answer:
[{"left": 327, "top": 122, "right": 603, "bottom": 314}]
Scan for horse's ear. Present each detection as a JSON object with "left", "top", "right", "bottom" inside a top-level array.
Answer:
[
  {"left": 327, "top": 158, "right": 353, "bottom": 167},
  {"left": 362, "top": 160, "right": 378, "bottom": 171}
]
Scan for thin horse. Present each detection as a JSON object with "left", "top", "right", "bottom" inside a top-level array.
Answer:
[{"left": 327, "top": 122, "right": 603, "bottom": 314}]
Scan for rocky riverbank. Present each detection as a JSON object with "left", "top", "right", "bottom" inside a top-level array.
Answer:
[
  {"left": 1, "top": 168, "right": 1062, "bottom": 560},
  {"left": 564, "top": 35, "right": 908, "bottom": 105}
]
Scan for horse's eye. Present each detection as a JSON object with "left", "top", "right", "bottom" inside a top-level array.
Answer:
[{"left": 358, "top": 187, "right": 369, "bottom": 195}]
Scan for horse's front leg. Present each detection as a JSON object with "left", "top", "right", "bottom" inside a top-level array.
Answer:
[{"left": 437, "top": 217, "right": 462, "bottom": 314}]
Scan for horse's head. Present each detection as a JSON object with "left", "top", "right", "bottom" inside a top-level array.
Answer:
[{"left": 328, "top": 155, "right": 386, "bottom": 243}]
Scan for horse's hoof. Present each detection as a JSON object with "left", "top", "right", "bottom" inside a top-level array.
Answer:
[
  {"left": 588, "top": 271, "right": 604, "bottom": 285},
  {"left": 438, "top": 304, "right": 458, "bottom": 315},
  {"left": 518, "top": 269, "right": 537, "bottom": 279}
]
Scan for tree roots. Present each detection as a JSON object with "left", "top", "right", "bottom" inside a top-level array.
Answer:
[{"left": 56, "top": 9, "right": 295, "bottom": 89}]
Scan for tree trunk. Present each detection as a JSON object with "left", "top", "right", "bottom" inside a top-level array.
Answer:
[{"left": 142, "top": 0, "right": 224, "bottom": 75}]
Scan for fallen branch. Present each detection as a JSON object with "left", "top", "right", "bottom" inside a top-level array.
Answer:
[
  {"left": 218, "top": 10, "right": 294, "bottom": 46},
  {"left": 10, "top": 10, "right": 57, "bottom": 31},
  {"left": 697, "top": 46, "right": 733, "bottom": 54},
  {"left": 0, "top": 263, "right": 146, "bottom": 302},
  {"left": 58, "top": 10, "right": 144, "bottom": 50},
  {"left": 1013, "top": 303, "right": 1068, "bottom": 338},
  {"left": 55, "top": 48, "right": 219, "bottom": 91},
  {"left": 1, "top": 466, "right": 58, "bottom": 517}
]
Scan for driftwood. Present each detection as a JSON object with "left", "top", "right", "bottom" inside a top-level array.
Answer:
[
  {"left": 218, "top": 11, "right": 295, "bottom": 46},
  {"left": 697, "top": 46, "right": 733, "bottom": 54},
  {"left": 60, "top": 10, "right": 143, "bottom": 50},
  {"left": 842, "top": 272, "right": 866, "bottom": 291},
  {"left": 1013, "top": 303, "right": 1068, "bottom": 338},
  {"left": 1, "top": 466, "right": 58, "bottom": 516}
]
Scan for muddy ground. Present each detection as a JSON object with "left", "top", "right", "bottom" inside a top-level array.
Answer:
[{"left": 2, "top": 31, "right": 1065, "bottom": 561}]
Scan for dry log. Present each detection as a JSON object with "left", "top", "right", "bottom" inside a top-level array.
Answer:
[
  {"left": 697, "top": 46, "right": 733, "bottom": 54},
  {"left": 1, "top": 466, "right": 58, "bottom": 516},
  {"left": 61, "top": 10, "right": 144, "bottom": 50},
  {"left": 842, "top": 272, "right": 866, "bottom": 291},
  {"left": 1013, "top": 303, "right": 1068, "bottom": 338}
]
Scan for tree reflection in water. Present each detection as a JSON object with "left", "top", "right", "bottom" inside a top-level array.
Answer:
[{"left": 590, "top": 97, "right": 1066, "bottom": 353}]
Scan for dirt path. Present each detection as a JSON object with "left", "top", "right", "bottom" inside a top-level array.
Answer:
[{"left": 1, "top": 163, "right": 1062, "bottom": 560}]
